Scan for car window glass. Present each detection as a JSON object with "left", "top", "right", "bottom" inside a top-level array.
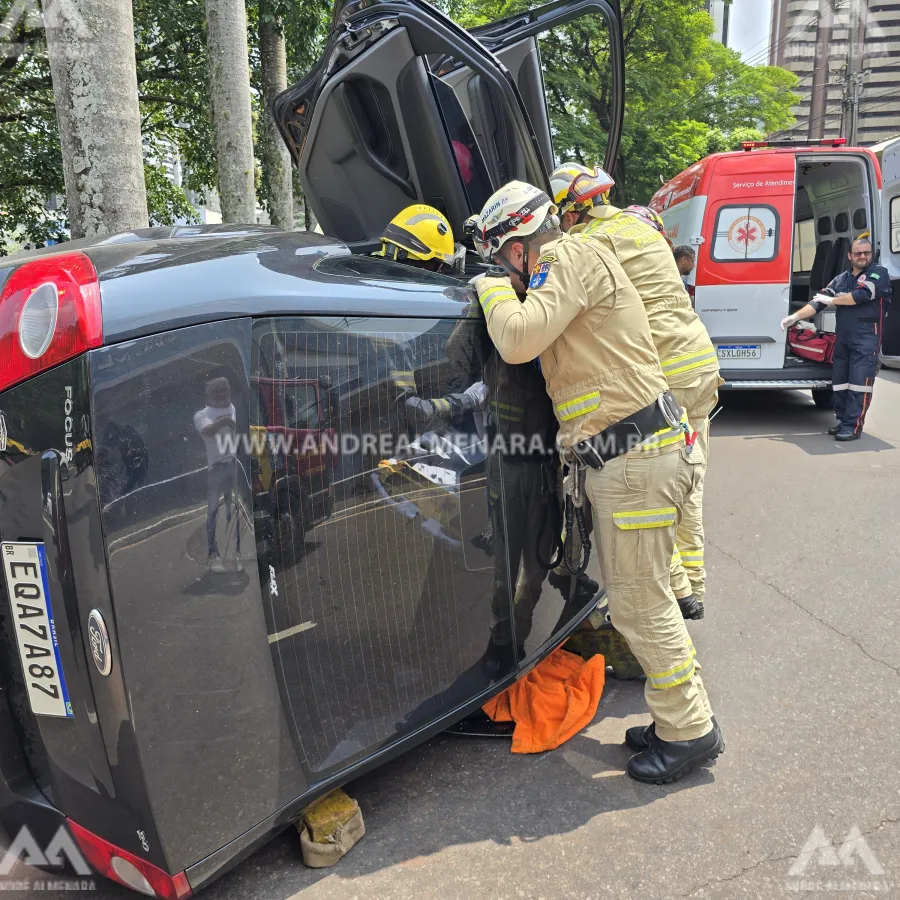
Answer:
[
  {"left": 314, "top": 254, "right": 460, "bottom": 286},
  {"left": 537, "top": 15, "right": 615, "bottom": 168},
  {"left": 892, "top": 196, "right": 900, "bottom": 253},
  {"left": 283, "top": 383, "right": 320, "bottom": 430},
  {"left": 430, "top": 74, "right": 495, "bottom": 211},
  {"left": 711, "top": 205, "right": 779, "bottom": 262}
]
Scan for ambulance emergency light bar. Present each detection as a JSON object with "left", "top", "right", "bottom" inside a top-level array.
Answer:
[{"left": 741, "top": 138, "right": 848, "bottom": 151}]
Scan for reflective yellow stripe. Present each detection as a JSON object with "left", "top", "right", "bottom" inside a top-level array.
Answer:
[
  {"left": 680, "top": 552, "right": 703, "bottom": 569},
  {"left": 480, "top": 285, "right": 517, "bottom": 315},
  {"left": 662, "top": 347, "right": 719, "bottom": 377},
  {"left": 635, "top": 412, "right": 690, "bottom": 452},
  {"left": 391, "top": 369, "right": 416, "bottom": 388},
  {"left": 555, "top": 390, "right": 601, "bottom": 422},
  {"left": 647, "top": 646, "right": 696, "bottom": 689},
  {"left": 433, "top": 398, "right": 451, "bottom": 414},
  {"left": 490, "top": 401, "right": 525, "bottom": 413},
  {"left": 612, "top": 507, "right": 677, "bottom": 530}
]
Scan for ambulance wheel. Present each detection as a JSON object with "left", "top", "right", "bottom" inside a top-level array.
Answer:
[{"left": 812, "top": 388, "right": 835, "bottom": 410}]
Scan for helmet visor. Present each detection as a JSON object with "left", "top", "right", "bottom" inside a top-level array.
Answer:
[{"left": 569, "top": 166, "right": 615, "bottom": 204}]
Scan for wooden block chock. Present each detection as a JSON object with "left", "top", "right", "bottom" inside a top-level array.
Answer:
[{"left": 296, "top": 788, "right": 366, "bottom": 868}]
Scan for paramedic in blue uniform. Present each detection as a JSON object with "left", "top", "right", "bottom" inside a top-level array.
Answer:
[{"left": 781, "top": 237, "right": 892, "bottom": 441}]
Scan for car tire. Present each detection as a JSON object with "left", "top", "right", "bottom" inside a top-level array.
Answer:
[
  {"left": 273, "top": 485, "right": 309, "bottom": 568},
  {"left": 812, "top": 387, "right": 835, "bottom": 410}
]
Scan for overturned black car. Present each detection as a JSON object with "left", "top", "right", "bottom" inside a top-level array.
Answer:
[{"left": 0, "top": 0, "right": 624, "bottom": 894}]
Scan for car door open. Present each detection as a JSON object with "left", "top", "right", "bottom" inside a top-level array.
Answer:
[
  {"left": 275, "top": 0, "right": 625, "bottom": 249},
  {"left": 274, "top": 0, "right": 548, "bottom": 247}
]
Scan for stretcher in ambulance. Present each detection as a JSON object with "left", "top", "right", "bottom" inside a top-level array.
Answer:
[{"left": 650, "top": 139, "right": 883, "bottom": 408}]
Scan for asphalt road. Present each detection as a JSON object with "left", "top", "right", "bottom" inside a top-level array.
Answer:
[{"left": 12, "top": 375, "right": 900, "bottom": 900}]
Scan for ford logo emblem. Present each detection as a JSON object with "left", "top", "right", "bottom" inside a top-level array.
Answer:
[{"left": 87, "top": 610, "right": 112, "bottom": 677}]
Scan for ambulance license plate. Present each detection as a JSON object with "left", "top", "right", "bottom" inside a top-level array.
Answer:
[
  {"left": 2, "top": 542, "right": 73, "bottom": 718},
  {"left": 717, "top": 345, "right": 761, "bottom": 360}
]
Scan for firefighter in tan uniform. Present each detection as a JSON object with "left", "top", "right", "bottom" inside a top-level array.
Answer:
[
  {"left": 468, "top": 181, "right": 723, "bottom": 783},
  {"left": 551, "top": 163, "right": 722, "bottom": 620}
]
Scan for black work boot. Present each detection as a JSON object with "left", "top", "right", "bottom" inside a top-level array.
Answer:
[
  {"left": 676, "top": 594, "right": 705, "bottom": 620},
  {"left": 835, "top": 430, "right": 861, "bottom": 442},
  {"left": 627, "top": 723, "right": 724, "bottom": 784},
  {"left": 827, "top": 423, "right": 842, "bottom": 436},
  {"left": 625, "top": 715, "right": 721, "bottom": 752}
]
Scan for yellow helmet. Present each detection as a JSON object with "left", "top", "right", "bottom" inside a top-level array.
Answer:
[
  {"left": 550, "top": 162, "right": 615, "bottom": 215},
  {"left": 379, "top": 205, "right": 456, "bottom": 266}
]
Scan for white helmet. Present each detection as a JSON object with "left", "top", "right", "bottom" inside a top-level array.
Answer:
[{"left": 467, "top": 181, "right": 558, "bottom": 262}]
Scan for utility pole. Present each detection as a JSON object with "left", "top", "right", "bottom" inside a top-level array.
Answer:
[
  {"left": 841, "top": 0, "right": 867, "bottom": 145},
  {"left": 808, "top": 0, "right": 834, "bottom": 140}
]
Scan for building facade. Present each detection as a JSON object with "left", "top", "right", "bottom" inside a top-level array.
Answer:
[{"left": 769, "top": 0, "right": 900, "bottom": 145}]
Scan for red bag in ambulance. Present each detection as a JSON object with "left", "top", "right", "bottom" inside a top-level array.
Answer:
[{"left": 788, "top": 324, "right": 835, "bottom": 364}]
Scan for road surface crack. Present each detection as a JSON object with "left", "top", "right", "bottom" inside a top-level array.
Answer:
[
  {"left": 667, "top": 850, "right": 796, "bottom": 899},
  {"left": 671, "top": 816, "right": 900, "bottom": 898},
  {"left": 707, "top": 539, "right": 900, "bottom": 677}
]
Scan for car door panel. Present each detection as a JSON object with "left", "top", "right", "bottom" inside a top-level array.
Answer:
[
  {"left": 466, "top": 0, "right": 625, "bottom": 176},
  {"left": 276, "top": 0, "right": 548, "bottom": 246}
]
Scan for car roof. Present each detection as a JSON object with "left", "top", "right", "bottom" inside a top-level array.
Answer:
[{"left": 1, "top": 226, "right": 477, "bottom": 343}]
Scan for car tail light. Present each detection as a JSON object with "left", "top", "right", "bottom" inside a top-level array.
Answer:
[
  {"left": 67, "top": 820, "right": 191, "bottom": 899},
  {"left": 0, "top": 251, "right": 102, "bottom": 393}
]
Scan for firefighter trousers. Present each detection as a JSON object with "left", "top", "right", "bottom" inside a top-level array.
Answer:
[
  {"left": 668, "top": 370, "right": 721, "bottom": 604},
  {"left": 489, "top": 457, "right": 554, "bottom": 648},
  {"left": 585, "top": 443, "right": 714, "bottom": 742}
]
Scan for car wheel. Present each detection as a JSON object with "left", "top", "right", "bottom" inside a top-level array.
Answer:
[
  {"left": 273, "top": 487, "right": 309, "bottom": 568},
  {"left": 812, "top": 387, "right": 835, "bottom": 410}
]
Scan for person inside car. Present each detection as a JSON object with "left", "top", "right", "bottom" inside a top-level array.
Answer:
[{"left": 376, "top": 204, "right": 466, "bottom": 275}]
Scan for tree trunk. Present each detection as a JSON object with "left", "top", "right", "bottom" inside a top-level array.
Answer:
[
  {"left": 259, "top": 3, "right": 293, "bottom": 230},
  {"left": 205, "top": 0, "right": 256, "bottom": 223},
  {"left": 42, "top": 0, "right": 149, "bottom": 239}
]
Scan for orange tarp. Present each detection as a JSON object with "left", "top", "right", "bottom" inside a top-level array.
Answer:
[{"left": 482, "top": 647, "right": 606, "bottom": 754}]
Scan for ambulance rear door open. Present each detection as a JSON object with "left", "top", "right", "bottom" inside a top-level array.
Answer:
[
  {"left": 879, "top": 137, "right": 900, "bottom": 365},
  {"left": 695, "top": 154, "right": 796, "bottom": 382}
]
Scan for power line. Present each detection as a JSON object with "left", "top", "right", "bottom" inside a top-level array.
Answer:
[{"left": 771, "top": 85, "right": 900, "bottom": 139}]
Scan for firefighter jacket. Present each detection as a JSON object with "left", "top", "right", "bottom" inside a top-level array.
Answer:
[
  {"left": 574, "top": 212, "right": 719, "bottom": 388},
  {"left": 813, "top": 263, "right": 893, "bottom": 332},
  {"left": 475, "top": 233, "right": 669, "bottom": 449}
]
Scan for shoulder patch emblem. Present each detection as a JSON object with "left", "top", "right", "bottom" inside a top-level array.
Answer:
[
  {"left": 870, "top": 273, "right": 880, "bottom": 280},
  {"left": 536, "top": 253, "right": 556, "bottom": 265},
  {"left": 529, "top": 261, "right": 552, "bottom": 290}
]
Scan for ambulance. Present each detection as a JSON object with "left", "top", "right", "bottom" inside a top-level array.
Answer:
[{"left": 650, "top": 138, "right": 893, "bottom": 407}]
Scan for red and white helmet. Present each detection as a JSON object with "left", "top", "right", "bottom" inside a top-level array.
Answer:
[
  {"left": 622, "top": 204, "right": 666, "bottom": 235},
  {"left": 550, "top": 163, "right": 615, "bottom": 215},
  {"left": 467, "top": 181, "right": 558, "bottom": 262}
]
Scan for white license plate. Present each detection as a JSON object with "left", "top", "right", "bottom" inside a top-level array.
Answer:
[
  {"left": 2, "top": 542, "right": 73, "bottom": 718},
  {"left": 717, "top": 345, "right": 761, "bottom": 360}
]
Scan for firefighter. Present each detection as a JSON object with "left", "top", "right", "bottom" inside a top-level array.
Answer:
[
  {"left": 377, "top": 204, "right": 466, "bottom": 274},
  {"left": 468, "top": 181, "right": 723, "bottom": 783},
  {"left": 550, "top": 163, "right": 722, "bottom": 620},
  {"left": 781, "top": 236, "right": 892, "bottom": 440}
]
